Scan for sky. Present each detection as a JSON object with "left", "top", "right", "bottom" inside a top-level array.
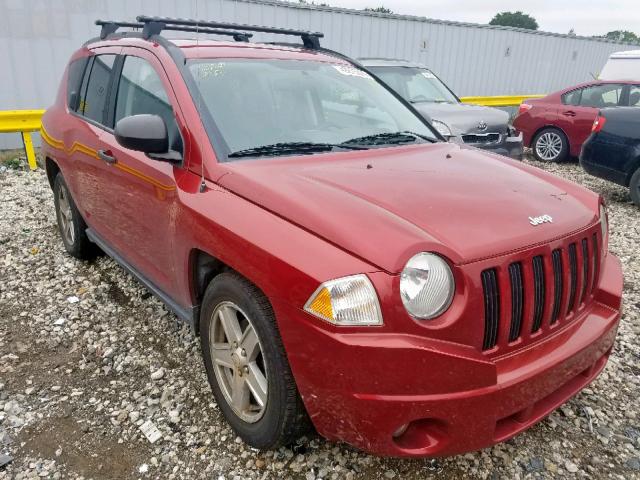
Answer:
[{"left": 321, "top": 1, "right": 640, "bottom": 37}]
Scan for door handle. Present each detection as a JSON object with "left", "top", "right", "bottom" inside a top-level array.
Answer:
[
  {"left": 562, "top": 110, "right": 576, "bottom": 117},
  {"left": 98, "top": 149, "right": 117, "bottom": 164}
]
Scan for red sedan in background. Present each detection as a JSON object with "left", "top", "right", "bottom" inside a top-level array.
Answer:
[{"left": 514, "top": 80, "right": 640, "bottom": 162}]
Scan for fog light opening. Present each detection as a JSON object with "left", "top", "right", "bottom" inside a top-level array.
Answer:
[
  {"left": 392, "top": 423, "right": 409, "bottom": 438},
  {"left": 391, "top": 418, "right": 448, "bottom": 452}
]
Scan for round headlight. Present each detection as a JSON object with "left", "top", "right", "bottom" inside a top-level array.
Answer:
[{"left": 400, "top": 253, "right": 455, "bottom": 319}]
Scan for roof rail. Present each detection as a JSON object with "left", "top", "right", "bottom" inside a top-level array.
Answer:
[
  {"left": 135, "top": 15, "right": 324, "bottom": 49},
  {"left": 95, "top": 20, "right": 253, "bottom": 42}
]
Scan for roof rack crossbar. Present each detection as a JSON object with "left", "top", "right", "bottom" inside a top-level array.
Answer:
[
  {"left": 136, "top": 15, "right": 323, "bottom": 49},
  {"left": 163, "top": 25, "right": 252, "bottom": 41},
  {"left": 96, "top": 20, "right": 141, "bottom": 40},
  {"left": 95, "top": 20, "right": 253, "bottom": 42},
  {"left": 142, "top": 20, "right": 165, "bottom": 40}
]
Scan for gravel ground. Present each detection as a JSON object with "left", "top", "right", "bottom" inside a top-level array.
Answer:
[{"left": 0, "top": 156, "right": 639, "bottom": 480}]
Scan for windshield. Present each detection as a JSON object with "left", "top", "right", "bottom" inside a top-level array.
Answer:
[
  {"left": 187, "top": 59, "right": 437, "bottom": 159},
  {"left": 368, "top": 66, "right": 458, "bottom": 105}
]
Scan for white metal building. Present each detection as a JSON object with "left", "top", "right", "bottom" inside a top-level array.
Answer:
[{"left": 0, "top": 0, "right": 637, "bottom": 148}]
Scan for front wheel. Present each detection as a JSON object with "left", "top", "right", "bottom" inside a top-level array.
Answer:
[
  {"left": 532, "top": 128, "right": 569, "bottom": 163},
  {"left": 200, "top": 272, "right": 310, "bottom": 449},
  {"left": 630, "top": 168, "right": 640, "bottom": 207}
]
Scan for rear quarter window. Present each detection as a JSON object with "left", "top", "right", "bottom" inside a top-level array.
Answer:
[
  {"left": 67, "top": 58, "right": 89, "bottom": 111},
  {"left": 561, "top": 89, "right": 581, "bottom": 106}
]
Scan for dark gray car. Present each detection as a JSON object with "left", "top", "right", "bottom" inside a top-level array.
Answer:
[{"left": 359, "top": 58, "right": 523, "bottom": 159}]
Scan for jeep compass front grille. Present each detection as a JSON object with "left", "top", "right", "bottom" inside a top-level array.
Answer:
[{"left": 481, "top": 229, "right": 601, "bottom": 352}]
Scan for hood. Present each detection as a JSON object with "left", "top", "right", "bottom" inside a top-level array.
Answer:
[
  {"left": 412, "top": 102, "right": 510, "bottom": 136},
  {"left": 217, "top": 143, "right": 599, "bottom": 273}
]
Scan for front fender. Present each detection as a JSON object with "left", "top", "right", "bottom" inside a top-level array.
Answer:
[{"left": 173, "top": 173, "right": 378, "bottom": 311}]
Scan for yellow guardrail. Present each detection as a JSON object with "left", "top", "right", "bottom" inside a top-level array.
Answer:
[
  {"left": 460, "top": 95, "right": 545, "bottom": 107},
  {"left": 0, "top": 109, "right": 45, "bottom": 170}
]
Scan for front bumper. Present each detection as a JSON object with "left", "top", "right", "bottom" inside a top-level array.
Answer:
[
  {"left": 460, "top": 131, "right": 524, "bottom": 160},
  {"left": 273, "top": 254, "right": 622, "bottom": 457}
]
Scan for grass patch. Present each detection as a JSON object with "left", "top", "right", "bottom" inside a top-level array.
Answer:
[{"left": 0, "top": 147, "right": 43, "bottom": 170}]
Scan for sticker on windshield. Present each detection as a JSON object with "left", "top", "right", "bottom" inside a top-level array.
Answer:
[
  {"left": 333, "top": 65, "right": 372, "bottom": 79},
  {"left": 421, "top": 71, "right": 436, "bottom": 79},
  {"left": 193, "top": 62, "right": 226, "bottom": 79}
]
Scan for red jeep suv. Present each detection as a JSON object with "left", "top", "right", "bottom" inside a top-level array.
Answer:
[{"left": 41, "top": 16, "right": 623, "bottom": 457}]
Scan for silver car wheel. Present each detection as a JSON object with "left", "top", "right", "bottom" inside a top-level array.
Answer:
[
  {"left": 535, "top": 132, "right": 563, "bottom": 161},
  {"left": 57, "top": 183, "right": 75, "bottom": 245},
  {"left": 209, "top": 301, "right": 268, "bottom": 423}
]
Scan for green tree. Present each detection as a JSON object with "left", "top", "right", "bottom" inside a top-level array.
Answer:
[
  {"left": 489, "top": 11, "right": 538, "bottom": 30},
  {"left": 604, "top": 30, "right": 639, "bottom": 43},
  {"left": 364, "top": 6, "right": 393, "bottom": 14}
]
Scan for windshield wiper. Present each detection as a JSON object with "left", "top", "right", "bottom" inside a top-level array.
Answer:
[
  {"left": 228, "top": 141, "right": 366, "bottom": 158},
  {"left": 340, "top": 131, "right": 433, "bottom": 147}
]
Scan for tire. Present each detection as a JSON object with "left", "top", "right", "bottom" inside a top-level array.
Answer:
[
  {"left": 200, "top": 272, "right": 310, "bottom": 449},
  {"left": 53, "top": 173, "right": 97, "bottom": 259},
  {"left": 532, "top": 128, "right": 569, "bottom": 163},
  {"left": 630, "top": 168, "right": 640, "bottom": 207}
]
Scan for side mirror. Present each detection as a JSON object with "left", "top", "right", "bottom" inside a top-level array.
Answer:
[{"left": 115, "top": 114, "right": 169, "bottom": 154}]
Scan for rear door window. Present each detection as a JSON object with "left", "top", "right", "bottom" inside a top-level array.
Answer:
[
  {"left": 579, "top": 84, "right": 624, "bottom": 108},
  {"left": 79, "top": 54, "right": 117, "bottom": 125},
  {"left": 114, "top": 56, "right": 182, "bottom": 152}
]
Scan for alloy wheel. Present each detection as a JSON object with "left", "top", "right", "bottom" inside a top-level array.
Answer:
[
  {"left": 535, "top": 132, "right": 563, "bottom": 161},
  {"left": 57, "top": 183, "right": 75, "bottom": 245},
  {"left": 209, "top": 301, "right": 268, "bottom": 423}
]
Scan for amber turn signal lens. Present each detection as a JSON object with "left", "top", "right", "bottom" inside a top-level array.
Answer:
[{"left": 306, "top": 286, "right": 334, "bottom": 320}]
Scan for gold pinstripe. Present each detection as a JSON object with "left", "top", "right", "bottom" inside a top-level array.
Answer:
[{"left": 41, "top": 126, "right": 176, "bottom": 192}]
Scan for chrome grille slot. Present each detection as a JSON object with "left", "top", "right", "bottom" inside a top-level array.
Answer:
[
  {"left": 579, "top": 239, "right": 589, "bottom": 304},
  {"left": 592, "top": 234, "right": 599, "bottom": 292},
  {"left": 508, "top": 263, "right": 524, "bottom": 342},
  {"left": 550, "top": 249, "right": 564, "bottom": 324},
  {"left": 481, "top": 269, "right": 500, "bottom": 350},
  {"left": 531, "top": 255, "right": 545, "bottom": 333},
  {"left": 567, "top": 243, "right": 578, "bottom": 313}
]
